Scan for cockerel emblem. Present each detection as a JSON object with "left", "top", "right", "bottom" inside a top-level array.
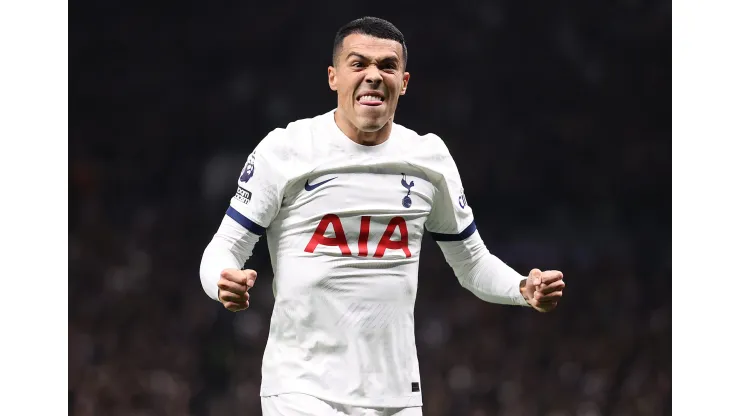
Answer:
[{"left": 401, "top": 173, "right": 415, "bottom": 208}]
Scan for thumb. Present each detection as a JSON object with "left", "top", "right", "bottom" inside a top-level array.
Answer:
[
  {"left": 220, "top": 268, "right": 243, "bottom": 282},
  {"left": 243, "top": 269, "right": 258, "bottom": 289},
  {"left": 529, "top": 268, "right": 542, "bottom": 287}
]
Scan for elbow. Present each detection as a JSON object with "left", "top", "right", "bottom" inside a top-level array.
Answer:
[{"left": 199, "top": 244, "right": 221, "bottom": 301}]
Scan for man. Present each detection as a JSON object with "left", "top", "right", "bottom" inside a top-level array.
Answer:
[{"left": 200, "top": 16, "right": 565, "bottom": 416}]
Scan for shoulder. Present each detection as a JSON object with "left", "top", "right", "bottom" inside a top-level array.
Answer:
[
  {"left": 246, "top": 112, "right": 331, "bottom": 184},
  {"left": 393, "top": 122, "right": 456, "bottom": 173},
  {"left": 394, "top": 122, "right": 451, "bottom": 155},
  {"left": 255, "top": 112, "right": 329, "bottom": 160}
]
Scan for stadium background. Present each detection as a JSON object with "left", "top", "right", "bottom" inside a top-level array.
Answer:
[{"left": 69, "top": 1, "right": 671, "bottom": 415}]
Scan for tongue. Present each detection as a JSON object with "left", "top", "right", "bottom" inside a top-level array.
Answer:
[{"left": 359, "top": 98, "right": 383, "bottom": 106}]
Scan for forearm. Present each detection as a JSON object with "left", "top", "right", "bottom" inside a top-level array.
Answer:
[
  {"left": 199, "top": 215, "right": 260, "bottom": 301},
  {"left": 437, "top": 231, "right": 529, "bottom": 306}
]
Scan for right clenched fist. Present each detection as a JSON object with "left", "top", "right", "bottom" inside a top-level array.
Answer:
[{"left": 217, "top": 268, "right": 257, "bottom": 312}]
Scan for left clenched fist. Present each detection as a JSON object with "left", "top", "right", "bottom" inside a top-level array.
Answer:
[{"left": 521, "top": 268, "right": 565, "bottom": 312}]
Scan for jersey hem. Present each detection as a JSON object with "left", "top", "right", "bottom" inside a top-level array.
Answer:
[{"left": 260, "top": 383, "right": 423, "bottom": 408}]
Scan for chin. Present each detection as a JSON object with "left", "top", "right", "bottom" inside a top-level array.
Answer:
[
  {"left": 356, "top": 115, "right": 390, "bottom": 132},
  {"left": 357, "top": 122, "right": 383, "bottom": 132}
]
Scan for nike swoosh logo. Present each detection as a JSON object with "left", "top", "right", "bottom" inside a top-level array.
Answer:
[{"left": 304, "top": 177, "right": 337, "bottom": 191}]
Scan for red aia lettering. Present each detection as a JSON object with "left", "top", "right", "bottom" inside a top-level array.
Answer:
[
  {"left": 304, "top": 214, "right": 351, "bottom": 255},
  {"left": 358, "top": 216, "right": 371, "bottom": 257},
  {"left": 374, "top": 217, "right": 411, "bottom": 258},
  {"left": 304, "top": 215, "right": 411, "bottom": 258}
]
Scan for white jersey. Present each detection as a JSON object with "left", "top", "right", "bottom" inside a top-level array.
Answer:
[{"left": 216, "top": 110, "right": 522, "bottom": 407}]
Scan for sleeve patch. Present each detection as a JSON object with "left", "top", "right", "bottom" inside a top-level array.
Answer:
[
  {"left": 239, "top": 151, "right": 256, "bottom": 183},
  {"left": 234, "top": 186, "right": 252, "bottom": 205}
]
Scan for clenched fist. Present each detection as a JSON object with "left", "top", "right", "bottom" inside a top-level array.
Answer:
[
  {"left": 521, "top": 268, "right": 565, "bottom": 312},
  {"left": 217, "top": 268, "right": 257, "bottom": 312}
]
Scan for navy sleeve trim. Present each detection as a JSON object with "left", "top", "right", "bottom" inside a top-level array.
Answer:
[
  {"left": 226, "top": 206, "right": 266, "bottom": 235},
  {"left": 428, "top": 221, "right": 477, "bottom": 242}
]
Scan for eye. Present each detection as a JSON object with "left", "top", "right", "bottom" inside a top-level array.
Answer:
[{"left": 350, "top": 61, "right": 364, "bottom": 68}]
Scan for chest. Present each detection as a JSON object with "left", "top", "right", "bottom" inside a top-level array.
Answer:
[
  {"left": 275, "top": 162, "right": 438, "bottom": 258},
  {"left": 288, "top": 166, "right": 433, "bottom": 211}
]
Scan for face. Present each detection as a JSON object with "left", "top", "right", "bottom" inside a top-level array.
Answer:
[{"left": 328, "top": 33, "right": 410, "bottom": 134}]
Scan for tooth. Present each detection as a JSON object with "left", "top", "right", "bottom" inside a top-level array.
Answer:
[{"left": 360, "top": 95, "right": 382, "bottom": 102}]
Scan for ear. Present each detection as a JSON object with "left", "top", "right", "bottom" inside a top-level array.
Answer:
[
  {"left": 399, "top": 72, "right": 410, "bottom": 96},
  {"left": 328, "top": 66, "right": 338, "bottom": 91}
]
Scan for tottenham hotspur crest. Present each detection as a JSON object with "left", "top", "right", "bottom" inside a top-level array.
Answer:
[
  {"left": 240, "top": 151, "right": 256, "bottom": 183},
  {"left": 401, "top": 173, "right": 415, "bottom": 208}
]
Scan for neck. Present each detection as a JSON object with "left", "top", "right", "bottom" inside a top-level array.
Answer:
[{"left": 334, "top": 110, "right": 393, "bottom": 146}]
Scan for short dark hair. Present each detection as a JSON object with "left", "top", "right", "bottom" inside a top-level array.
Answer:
[{"left": 332, "top": 17, "right": 408, "bottom": 69}]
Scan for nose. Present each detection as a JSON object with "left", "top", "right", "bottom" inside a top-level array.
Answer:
[{"left": 364, "top": 65, "right": 382, "bottom": 85}]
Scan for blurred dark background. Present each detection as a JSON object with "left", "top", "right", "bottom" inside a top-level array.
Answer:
[{"left": 69, "top": 1, "right": 671, "bottom": 415}]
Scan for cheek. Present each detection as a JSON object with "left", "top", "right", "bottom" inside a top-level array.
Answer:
[
  {"left": 341, "top": 80, "right": 358, "bottom": 98},
  {"left": 337, "top": 86, "right": 352, "bottom": 102},
  {"left": 385, "top": 75, "right": 403, "bottom": 93}
]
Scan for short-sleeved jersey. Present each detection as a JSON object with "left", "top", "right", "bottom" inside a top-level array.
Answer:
[{"left": 228, "top": 110, "right": 476, "bottom": 408}]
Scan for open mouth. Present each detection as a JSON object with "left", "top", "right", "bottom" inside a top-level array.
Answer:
[{"left": 356, "top": 94, "right": 385, "bottom": 106}]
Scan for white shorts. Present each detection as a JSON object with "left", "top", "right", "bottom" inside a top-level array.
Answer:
[{"left": 261, "top": 393, "right": 423, "bottom": 416}]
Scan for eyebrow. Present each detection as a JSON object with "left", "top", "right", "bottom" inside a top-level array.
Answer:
[{"left": 346, "top": 52, "right": 399, "bottom": 64}]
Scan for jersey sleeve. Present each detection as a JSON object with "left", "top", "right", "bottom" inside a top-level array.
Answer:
[
  {"left": 425, "top": 137, "right": 529, "bottom": 306},
  {"left": 226, "top": 129, "right": 288, "bottom": 235},
  {"left": 425, "top": 138, "right": 476, "bottom": 241}
]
